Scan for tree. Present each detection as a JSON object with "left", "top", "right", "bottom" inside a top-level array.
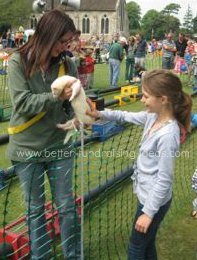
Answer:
[
  {"left": 162, "top": 15, "right": 180, "bottom": 34},
  {"left": 126, "top": 1, "right": 141, "bottom": 35},
  {"left": 183, "top": 5, "right": 193, "bottom": 33},
  {"left": 141, "top": 8, "right": 180, "bottom": 40},
  {"left": 126, "top": 2, "right": 181, "bottom": 39},
  {"left": 159, "top": 4, "right": 181, "bottom": 36},
  {"left": 161, "top": 3, "right": 181, "bottom": 16},
  {"left": 141, "top": 10, "right": 160, "bottom": 40},
  {"left": 0, "top": 0, "right": 32, "bottom": 30},
  {"left": 193, "top": 16, "right": 197, "bottom": 33},
  {"left": 0, "top": 24, "right": 11, "bottom": 36}
]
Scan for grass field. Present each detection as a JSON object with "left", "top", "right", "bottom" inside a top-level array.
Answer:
[{"left": 0, "top": 58, "right": 197, "bottom": 259}]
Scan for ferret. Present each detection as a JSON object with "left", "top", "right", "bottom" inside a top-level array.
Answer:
[{"left": 51, "top": 75, "right": 95, "bottom": 144}]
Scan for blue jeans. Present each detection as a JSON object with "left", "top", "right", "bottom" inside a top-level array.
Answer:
[
  {"left": 162, "top": 56, "right": 175, "bottom": 70},
  {"left": 125, "top": 58, "right": 135, "bottom": 81},
  {"left": 128, "top": 199, "right": 171, "bottom": 260},
  {"left": 193, "top": 75, "right": 197, "bottom": 92},
  {"left": 13, "top": 158, "right": 80, "bottom": 259},
  {"left": 2, "top": 39, "right": 8, "bottom": 48},
  {"left": 109, "top": 58, "right": 121, "bottom": 87}
]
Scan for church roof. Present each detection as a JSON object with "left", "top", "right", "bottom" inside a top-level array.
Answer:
[
  {"left": 79, "top": 0, "right": 118, "bottom": 11},
  {"left": 32, "top": 0, "right": 120, "bottom": 12}
]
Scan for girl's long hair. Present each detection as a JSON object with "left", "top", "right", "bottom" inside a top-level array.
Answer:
[
  {"left": 18, "top": 9, "right": 76, "bottom": 78},
  {"left": 142, "top": 69, "right": 192, "bottom": 131}
]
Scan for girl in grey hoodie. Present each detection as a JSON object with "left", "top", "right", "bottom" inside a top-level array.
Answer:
[{"left": 87, "top": 69, "right": 192, "bottom": 260}]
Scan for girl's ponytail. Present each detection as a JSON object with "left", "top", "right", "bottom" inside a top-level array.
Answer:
[{"left": 173, "top": 92, "right": 192, "bottom": 132}]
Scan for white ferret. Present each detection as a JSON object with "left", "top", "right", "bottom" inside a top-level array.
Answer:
[{"left": 51, "top": 75, "right": 95, "bottom": 144}]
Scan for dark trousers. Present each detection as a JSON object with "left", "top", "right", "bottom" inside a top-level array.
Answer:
[
  {"left": 128, "top": 199, "right": 171, "bottom": 260},
  {"left": 125, "top": 58, "right": 134, "bottom": 81}
]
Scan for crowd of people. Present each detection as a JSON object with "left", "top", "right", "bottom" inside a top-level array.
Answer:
[
  {"left": 162, "top": 32, "right": 197, "bottom": 92},
  {"left": 0, "top": 28, "right": 25, "bottom": 49},
  {"left": 1, "top": 25, "right": 197, "bottom": 92},
  {"left": 1, "top": 8, "right": 197, "bottom": 259},
  {"left": 107, "top": 32, "right": 197, "bottom": 91}
]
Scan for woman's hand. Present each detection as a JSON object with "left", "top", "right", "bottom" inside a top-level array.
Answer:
[
  {"left": 59, "top": 77, "right": 77, "bottom": 101},
  {"left": 59, "top": 86, "right": 72, "bottom": 100},
  {"left": 135, "top": 213, "right": 152, "bottom": 233},
  {"left": 86, "top": 98, "right": 101, "bottom": 119}
]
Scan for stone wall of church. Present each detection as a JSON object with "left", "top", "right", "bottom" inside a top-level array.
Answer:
[
  {"left": 31, "top": 6, "right": 129, "bottom": 43},
  {"left": 68, "top": 10, "right": 126, "bottom": 42}
]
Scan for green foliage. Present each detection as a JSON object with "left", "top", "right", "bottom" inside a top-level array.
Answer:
[
  {"left": 162, "top": 15, "right": 180, "bottom": 34},
  {"left": 126, "top": 1, "right": 183, "bottom": 39},
  {"left": 141, "top": 10, "right": 160, "bottom": 40},
  {"left": 183, "top": 5, "right": 193, "bottom": 33},
  {"left": 0, "top": 24, "right": 11, "bottom": 35},
  {"left": 126, "top": 1, "right": 141, "bottom": 35},
  {"left": 141, "top": 10, "right": 180, "bottom": 39},
  {"left": 161, "top": 3, "right": 181, "bottom": 15},
  {"left": 0, "top": 0, "right": 32, "bottom": 29},
  {"left": 193, "top": 16, "right": 197, "bottom": 33}
]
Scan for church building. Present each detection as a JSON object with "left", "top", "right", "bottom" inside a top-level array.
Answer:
[{"left": 31, "top": 0, "right": 129, "bottom": 42}]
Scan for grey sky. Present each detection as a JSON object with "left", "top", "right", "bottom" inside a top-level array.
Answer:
[{"left": 126, "top": 0, "right": 197, "bottom": 24}]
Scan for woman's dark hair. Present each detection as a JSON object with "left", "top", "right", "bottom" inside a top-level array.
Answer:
[
  {"left": 142, "top": 69, "right": 192, "bottom": 131},
  {"left": 18, "top": 9, "right": 76, "bottom": 77}
]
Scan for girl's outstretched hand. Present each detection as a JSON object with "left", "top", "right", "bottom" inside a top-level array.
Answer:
[{"left": 86, "top": 98, "right": 101, "bottom": 119}]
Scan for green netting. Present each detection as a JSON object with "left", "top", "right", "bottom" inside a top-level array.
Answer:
[
  {"left": 0, "top": 55, "right": 197, "bottom": 259},
  {"left": 0, "top": 121, "right": 197, "bottom": 259},
  {"left": 0, "top": 58, "right": 11, "bottom": 122}
]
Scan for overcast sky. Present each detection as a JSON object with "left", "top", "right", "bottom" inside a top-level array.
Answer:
[{"left": 126, "top": 0, "right": 197, "bottom": 24}]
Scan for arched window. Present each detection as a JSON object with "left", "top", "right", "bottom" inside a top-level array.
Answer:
[
  {"left": 101, "top": 15, "right": 109, "bottom": 34},
  {"left": 82, "top": 14, "right": 90, "bottom": 34}
]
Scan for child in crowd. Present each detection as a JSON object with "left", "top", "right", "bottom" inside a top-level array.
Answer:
[
  {"left": 156, "top": 40, "right": 163, "bottom": 57},
  {"left": 125, "top": 36, "right": 136, "bottom": 83},
  {"left": 84, "top": 47, "right": 95, "bottom": 89},
  {"left": 186, "top": 40, "right": 195, "bottom": 55},
  {"left": 78, "top": 46, "right": 95, "bottom": 89},
  {"left": 184, "top": 48, "right": 193, "bottom": 83},
  {"left": 174, "top": 56, "right": 188, "bottom": 74},
  {"left": 133, "top": 62, "right": 146, "bottom": 82},
  {"left": 77, "top": 54, "right": 88, "bottom": 89},
  {"left": 184, "top": 40, "right": 196, "bottom": 85},
  {"left": 191, "top": 168, "right": 197, "bottom": 218},
  {"left": 191, "top": 113, "right": 197, "bottom": 130},
  {"left": 86, "top": 69, "right": 192, "bottom": 260},
  {"left": 192, "top": 54, "right": 197, "bottom": 92}
]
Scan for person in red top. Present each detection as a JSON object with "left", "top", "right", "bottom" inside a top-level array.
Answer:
[
  {"left": 78, "top": 46, "right": 95, "bottom": 89},
  {"left": 84, "top": 47, "right": 95, "bottom": 89}
]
